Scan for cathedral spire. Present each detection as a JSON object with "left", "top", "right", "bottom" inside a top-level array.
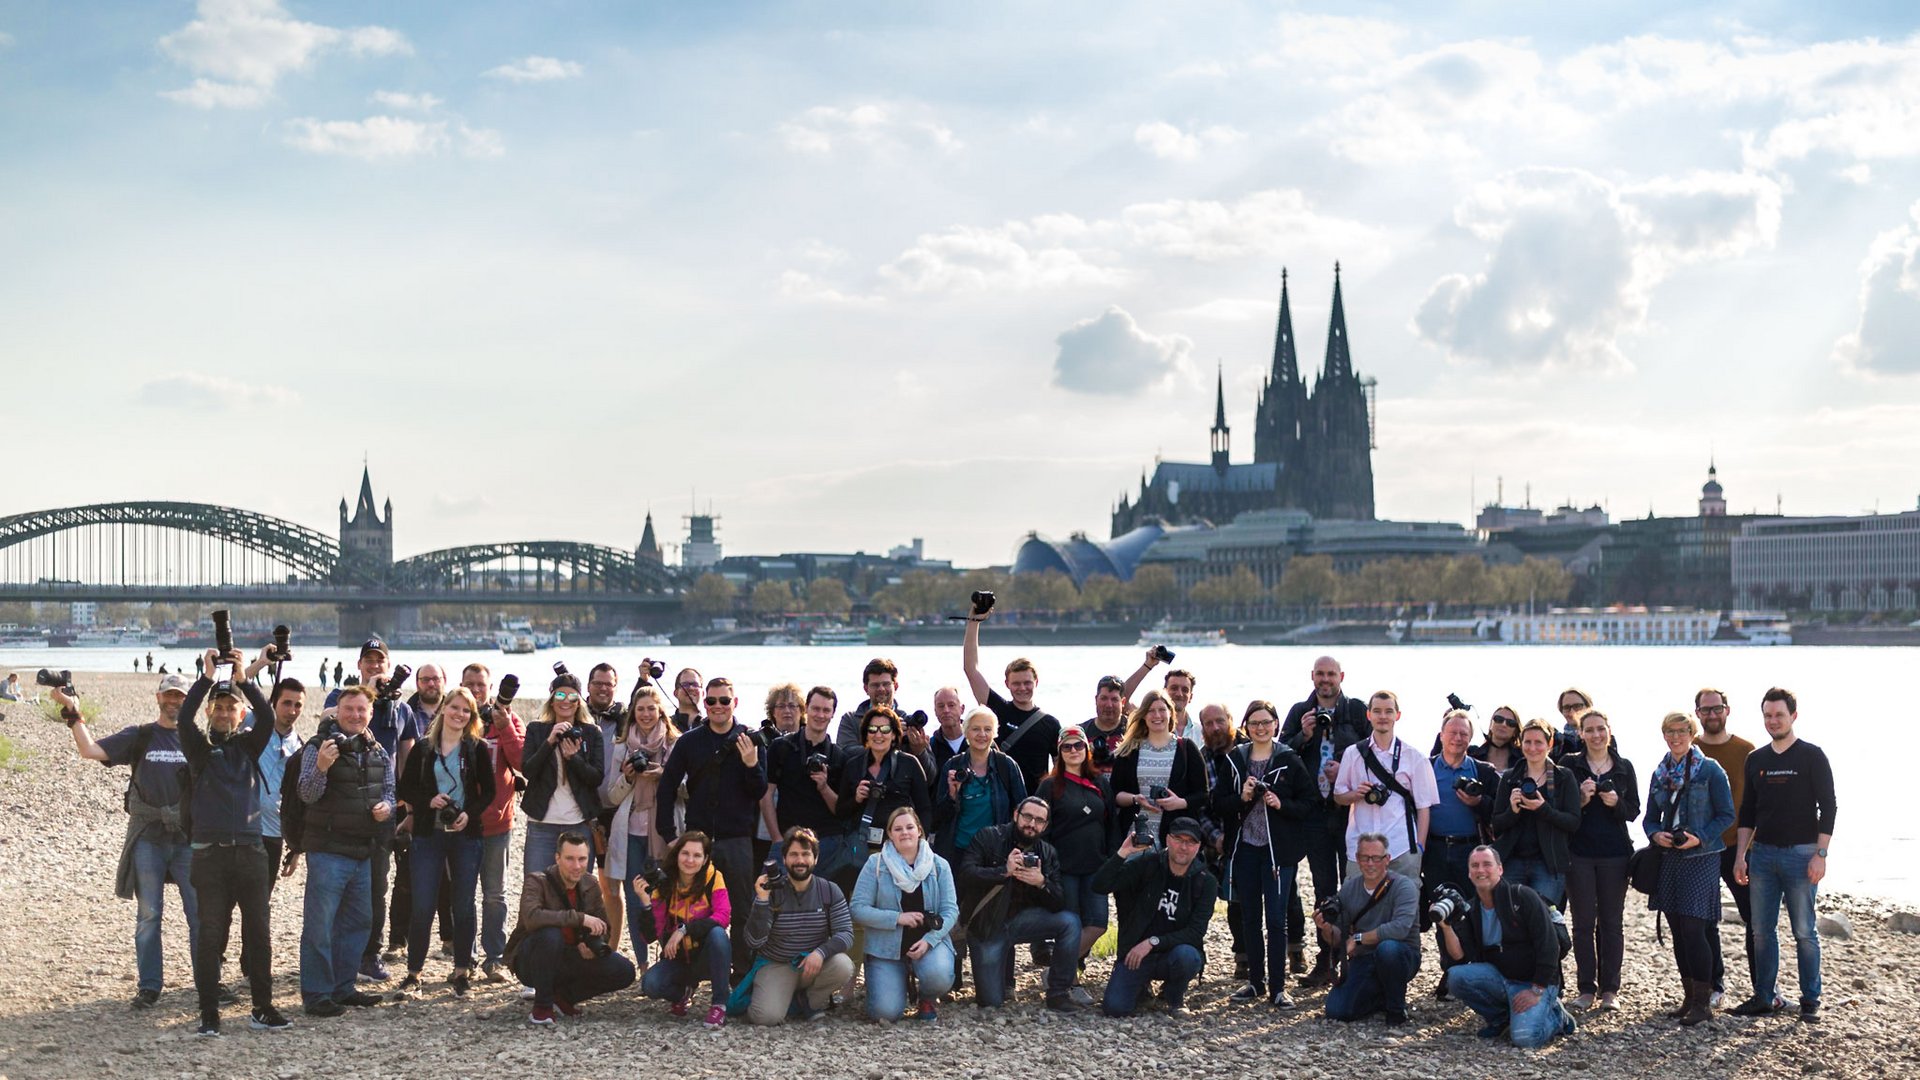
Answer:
[
  {"left": 1323, "top": 261, "right": 1352, "bottom": 381},
  {"left": 1271, "top": 267, "right": 1299, "bottom": 388},
  {"left": 1210, "top": 363, "right": 1230, "bottom": 472},
  {"left": 355, "top": 464, "right": 378, "bottom": 520}
]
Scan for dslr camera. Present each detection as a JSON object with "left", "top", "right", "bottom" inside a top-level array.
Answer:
[
  {"left": 1453, "top": 775, "right": 1485, "bottom": 798},
  {"left": 1519, "top": 778, "right": 1540, "bottom": 799},
  {"left": 1427, "top": 883, "right": 1470, "bottom": 927},
  {"left": 805, "top": 752, "right": 830, "bottom": 775},
  {"left": 901, "top": 709, "right": 928, "bottom": 729},
  {"left": 36, "top": 668, "right": 75, "bottom": 694},
  {"left": 1151, "top": 644, "right": 1176, "bottom": 664},
  {"left": 1091, "top": 739, "right": 1113, "bottom": 767},
  {"left": 376, "top": 664, "right": 413, "bottom": 702},
  {"left": 326, "top": 730, "right": 364, "bottom": 755},
  {"left": 1147, "top": 784, "right": 1171, "bottom": 802},
  {"left": 760, "top": 854, "right": 788, "bottom": 891},
  {"left": 1020, "top": 851, "right": 1041, "bottom": 869},
  {"left": 1446, "top": 692, "right": 1472, "bottom": 713},
  {"left": 1593, "top": 775, "right": 1618, "bottom": 794},
  {"left": 558, "top": 725, "right": 587, "bottom": 747},
  {"left": 642, "top": 862, "right": 673, "bottom": 896},
  {"left": 1363, "top": 783, "right": 1392, "bottom": 806},
  {"left": 1247, "top": 778, "right": 1270, "bottom": 798},
  {"left": 969, "top": 590, "right": 995, "bottom": 617},
  {"left": 1130, "top": 816, "right": 1155, "bottom": 847},
  {"left": 642, "top": 659, "right": 665, "bottom": 680},
  {"left": 436, "top": 804, "right": 463, "bottom": 829},
  {"left": 269, "top": 625, "right": 293, "bottom": 663}
]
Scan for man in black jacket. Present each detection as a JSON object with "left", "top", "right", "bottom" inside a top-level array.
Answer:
[
  {"left": 1092, "top": 817, "right": 1218, "bottom": 1017},
  {"left": 959, "top": 798, "right": 1082, "bottom": 1011},
  {"left": 656, "top": 676, "right": 767, "bottom": 977},
  {"left": 1279, "top": 656, "right": 1370, "bottom": 745},
  {"left": 177, "top": 646, "right": 289, "bottom": 1036},
  {"left": 1439, "top": 846, "right": 1575, "bottom": 1047}
]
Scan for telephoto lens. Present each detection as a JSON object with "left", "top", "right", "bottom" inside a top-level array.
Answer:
[
  {"left": 36, "top": 668, "right": 75, "bottom": 693},
  {"left": 551, "top": 660, "right": 570, "bottom": 678},
  {"left": 272, "top": 625, "right": 292, "bottom": 662},
  {"left": 380, "top": 664, "right": 413, "bottom": 701},
  {"left": 211, "top": 608, "right": 233, "bottom": 655},
  {"left": 497, "top": 674, "right": 520, "bottom": 704}
]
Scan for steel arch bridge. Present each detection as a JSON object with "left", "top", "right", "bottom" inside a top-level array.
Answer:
[
  {"left": 391, "top": 541, "right": 676, "bottom": 594},
  {"left": 0, "top": 501, "right": 360, "bottom": 584}
]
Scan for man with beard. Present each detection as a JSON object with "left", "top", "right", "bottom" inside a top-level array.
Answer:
[
  {"left": 958, "top": 797, "right": 1083, "bottom": 1011},
  {"left": 741, "top": 827, "right": 856, "bottom": 1024},
  {"left": 583, "top": 663, "right": 626, "bottom": 945},
  {"left": 393, "top": 664, "right": 451, "bottom": 965},
  {"left": 1693, "top": 687, "right": 1755, "bottom": 1009},
  {"left": 1197, "top": 703, "right": 1249, "bottom": 978},
  {"left": 1280, "top": 655, "right": 1370, "bottom": 746},
  {"left": 1093, "top": 817, "right": 1219, "bottom": 1017},
  {"left": 1079, "top": 675, "right": 1129, "bottom": 779}
]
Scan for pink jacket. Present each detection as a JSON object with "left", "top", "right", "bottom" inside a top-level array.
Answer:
[{"left": 651, "top": 865, "right": 731, "bottom": 939}]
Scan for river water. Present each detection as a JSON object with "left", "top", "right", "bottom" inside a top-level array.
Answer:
[{"left": 9, "top": 641, "right": 1904, "bottom": 903}]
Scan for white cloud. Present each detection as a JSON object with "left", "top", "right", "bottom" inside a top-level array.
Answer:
[
  {"left": 139, "top": 371, "right": 297, "bottom": 411},
  {"left": 157, "top": 0, "right": 409, "bottom": 108},
  {"left": 1163, "top": 297, "right": 1275, "bottom": 322},
  {"left": 1132, "top": 121, "right": 1245, "bottom": 161},
  {"left": 1415, "top": 167, "right": 1781, "bottom": 372},
  {"left": 1316, "top": 40, "right": 1585, "bottom": 165},
  {"left": 162, "top": 78, "right": 269, "bottom": 109},
  {"left": 283, "top": 116, "right": 502, "bottom": 160},
  {"left": 1052, "top": 307, "right": 1193, "bottom": 396},
  {"left": 1834, "top": 201, "right": 1920, "bottom": 377},
  {"left": 778, "top": 103, "right": 961, "bottom": 156},
  {"left": 1253, "top": 13, "right": 1410, "bottom": 81},
  {"left": 844, "top": 189, "right": 1384, "bottom": 299},
  {"left": 369, "top": 90, "right": 442, "bottom": 112},
  {"left": 458, "top": 125, "right": 506, "bottom": 159},
  {"left": 483, "top": 55, "right": 584, "bottom": 83}
]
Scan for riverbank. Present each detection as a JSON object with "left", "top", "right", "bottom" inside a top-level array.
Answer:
[{"left": 0, "top": 672, "right": 1914, "bottom": 1079}]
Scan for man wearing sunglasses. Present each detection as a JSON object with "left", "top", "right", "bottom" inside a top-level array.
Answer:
[
  {"left": 667, "top": 668, "right": 703, "bottom": 734},
  {"left": 656, "top": 676, "right": 768, "bottom": 978}
]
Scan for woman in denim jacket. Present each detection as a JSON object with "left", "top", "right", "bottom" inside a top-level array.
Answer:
[
  {"left": 851, "top": 806, "right": 960, "bottom": 1021},
  {"left": 1642, "top": 710, "right": 1736, "bottom": 1028}
]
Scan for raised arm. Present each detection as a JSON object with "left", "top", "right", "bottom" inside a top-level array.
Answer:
[{"left": 961, "top": 616, "right": 992, "bottom": 705}]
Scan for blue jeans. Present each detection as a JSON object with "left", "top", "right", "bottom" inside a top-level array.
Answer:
[
  {"left": 523, "top": 820, "right": 591, "bottom": 879},
  {"left": 1231, "top": 842, "right": 1294, "bottom": 991},
  {"left": 1504, "top": 855, "right": 1566, "bottom": 908},
  {"left": 1102, "top": 943, "right": 1204, "bottom": 1015},
  {"left": 970, "top": 906, "right": 1082, "bottom": 1004},
  {"left": 639, "top": 924, "right": 731, "bottom": 1007},
  {"left": 1324, "top": 938, "right": 1419, "bottom": 1020},
  {"left": 301, "top": 852, "right": 372, "bottom": 1003},
  {"left": 864, "top": 942, "right": 955, "bottom": 1018},
  {"left": 479, "top": 832, "right": 510, "bottom": 966},
  {"left": 621, "top": 835, "right": 658, "bottom": 961},
  {"left": 1446, "top": 962, "right": 1576, "bottom": 1047},
  {"left": 1748, "top": 842, "right": 1822, "bottom": 1005},
  {"left": 511, "top": 926, "right": 636, "bottom": 1009},
  {"left": 132, "top": 833, "right": 201, "bottom": 993},
  {"left": 408, "top": 831, "right": 481, "bottom": 972},
  {"left": 1059, "top": 872, "right": 1111, "bottom": 930}
]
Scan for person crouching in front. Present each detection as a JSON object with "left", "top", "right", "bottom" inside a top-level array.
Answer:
[
  {"left": 505, "top": 831, "right": 635, "bottom": 1025},
  {"left": 634, "top": 831, "right": 733, "bottom": 1029}
]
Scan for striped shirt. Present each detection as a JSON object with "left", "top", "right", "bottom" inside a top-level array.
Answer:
[{"left": 742, "top": 875, "right": 853, "bottom": 962}]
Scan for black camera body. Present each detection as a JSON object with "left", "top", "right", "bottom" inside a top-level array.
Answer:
[
  {"left": 436, "top": 805, "right": 462, "bottom": 829},
  {"left": 582, "top": 934, "right": 613, "bottom": 959},
  {"left": 626, "top": 748, "right": 651, "bottom": 773},
  {"left": 1428, "top": 883, "right": 1470, "bottom": 926},
  {"left": 642, "top": 659, "right": 665, "bottom": 680},
  {"left": 1314, "top": 894, "right": 1344, "bottom": 922},
  {"left": 969, "top": 590, "right": 995, "bottom": 617},
  {"left": 760, "top": 854, "right": 788, "bottom": 892},
  {"left": 36, "top": 668, "right": 74, "bottom": 693},
  {"left": 1148, "top": 784, "right": 1171, "bottom": 801},
  {"left": 901, "top": 709, "right": 928, "bottom": 729},
  {"left": 376, "top": 664, "right": 413, "bottom": 702},
  {"left": 1519, "top": 778, "right": 1540, "bottom": 799},
  {"left": 1364, "top": 784, "right": 1391, "bottom": 806},
  {"left": 1446, "top": 692, "right": 1472, "bottom": 713},
  {"left": 270, "top": 624, "right": 293, "bottom": 663},
  {"left": 558, "top": 725, "right": 587, "bottom": 746},
  {"left": 326, "top": 731, "right": 364, "bottom": 755},
  {"left": 1453, "top": 775, "right": 1485, "bottom": 798},
  {"left": 805, "top": 752, "right": 829, "bottom": 775},
  {"left": 1020, "top": 851, "right": 1041, "bottom": 869},
  {"left": 1130, "top": 816, "right": 1154, "bottom": 847},
  {"left": 1152, "top": 644, "right": 1176, "bottom": 664},
  {"left": 1248, "top": 778, "right": 1270, "bottom": 797},
  {"left": 744, "top": 726, "right": 775, "bottom": 754},
  {"left": 642, "top": 863, "right": 673, "bottom": 896},
  {"left": 552, "top": 660, "right": 571, "bottom": 679},
  {"left": 1091, "top": 739, "right": 1113, "bottom": 766},
  {"left": 1594, "top": 775, "right": 1618, "bottom": 794}
]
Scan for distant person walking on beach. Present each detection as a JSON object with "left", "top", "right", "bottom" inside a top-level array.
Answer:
[
  {"left": 318, "top": 660, "right": 329, "bottom": 690},
  {"left": 333, "top": 661, "right": 343, "bottom": 687},
  {"left": 146, "top": 652, "right": 154, "bottom": 672}
]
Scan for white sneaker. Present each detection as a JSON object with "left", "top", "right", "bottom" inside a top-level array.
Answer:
[
  {"left": 1709, "top": 990, "right": 1726, "bottom": 1009},
  {"left": 1068, "top": 985, "right": 1095, "bottom": 1007},
  {"left": 520, "top": 984, "right": 537, "bottom": 999}
]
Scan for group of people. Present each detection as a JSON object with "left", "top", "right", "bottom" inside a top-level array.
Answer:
[{"left": 60, "top": 611, "right": 1836, "bottom": 1048}]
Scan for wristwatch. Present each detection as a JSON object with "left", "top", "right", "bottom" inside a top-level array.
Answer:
[
  {"left": 1148, "top": 936, "right": 1161, "bottom": 948},
  {"left": 1814, "top": 847, "right": 1829, "bottom": 858}
]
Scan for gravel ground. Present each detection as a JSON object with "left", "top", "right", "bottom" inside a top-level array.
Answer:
[{"left": 1, "top": 673, "right": 1915, "bottom": 1079}]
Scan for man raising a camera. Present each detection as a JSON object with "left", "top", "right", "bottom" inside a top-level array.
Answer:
[
  {"left": 961, "top": 597, "right": 1060, "bottom": 793},
  {"left": 1438, "top": 846, "right": 1575, "bottom": 1046},
  {"left": 295, "top": 685, "right": 394, "bottom": 1017},
  {"left": 742, "top": 827, "right": 855, "bottom": 1024},
  {"left": 1315, "top": 832, "right": 1421, "bottom": 1025},
  {"left": 505, "top": 831, "right": 635, "bottom": 1025},
  {"left": 959, "top": 796, "right": 1080, "bottom": 1011}
]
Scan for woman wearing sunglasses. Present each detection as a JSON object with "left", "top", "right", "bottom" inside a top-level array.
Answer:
[
  {"left": 837, "top": 705, "right": 932, "bottom": 853},
  {"left": 1039, "top": 726, "right": 1112, "bottom": 1003},
  {"left": 1471, "top": 707, "right": 1523, "bottom": 773},
  {"left": 521, "top": 670, "right": 605, "bottom": 878}
]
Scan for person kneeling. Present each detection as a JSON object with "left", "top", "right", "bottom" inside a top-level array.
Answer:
[
  {"left": 1091, "top": 817, "right": 1217, "bottom": 1018},
  {"left": 851, "top": 807, "right": 959, "bottom": 1021},
  {"left": 1438, "top": 845, "right": 1575, "bottom": 1047},
  {"left": 958, "top": 797, "right": 1083, "bottom": 1011},
  {"left": 635, "top": 831, "right": 733, "bottom": 1029},
  {"left": 1315, "top": 832, "right": 1421, "bottom": 1025},
  {"left": 742, "top": 827, "right": 855, "bottom": 1024},
  {"left": 506, "top": 831, "right": 635, "bottom": 1025}
]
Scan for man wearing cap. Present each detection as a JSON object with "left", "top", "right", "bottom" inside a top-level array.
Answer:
[
  {"left": 57, "top": 671, "right": 204, "bottom": 1010},
  {"left": 323, "top": 637, "right": 420, "bottom": 982},
  {"left": 1092, "top": 816, "right": 1219, "bottom": 1018},
  {"left": 175, "top": 645, "right": 292, "bottom": 1035}
]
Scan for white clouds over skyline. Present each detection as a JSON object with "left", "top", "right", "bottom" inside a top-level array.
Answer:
[
  {"left": 157, "top": 0, "right": 409, "bottom": 109},
  {"left": 1834, "top": 201, "right": 1920, "bottom": 377},
  {"left": 779, "top": 103, "right": 962, "bottom": 156},
  {"left": 283, "top": 115, "right": 503, "bottom": 160},
  {"left": 1132, "top": 121, "right": 1245, "bottom": 161},
  {"left": 1053, "top": 307, "right": 1194, "bottom": 395},
  {"left": 139, "top": 371, "right": 298, "bottom": 412},
  {"left": 482, "top": 55, "right": 583, "bottom": 83}
]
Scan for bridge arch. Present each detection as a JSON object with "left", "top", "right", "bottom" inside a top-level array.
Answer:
[
  {"left": 390, "top": 541, "right": 676, "bottom": 594},
  {"left": 0, "top": 501, "right": 354, "bottom": 585}
]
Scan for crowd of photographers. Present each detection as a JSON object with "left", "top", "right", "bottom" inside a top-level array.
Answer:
[{"left": 51, "top": 593, "right": 1836, "bottom": 1045}]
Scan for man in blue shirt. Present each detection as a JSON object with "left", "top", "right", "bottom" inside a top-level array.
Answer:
[
  {"left": 1424, "top": 710, "right": 1498, "bottom": 998},
  {"left": 250, "top": 676, "right": 307, "bottom": 886}
]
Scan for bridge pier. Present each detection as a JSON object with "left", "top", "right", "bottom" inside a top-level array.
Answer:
[{"left": 336, "top": 602, "right": 422, "bottom": 647}]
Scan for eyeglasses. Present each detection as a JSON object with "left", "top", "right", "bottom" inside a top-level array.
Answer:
[
  {"left": 1245, "top": 717, "right": 1276, "bottom": 727},
  {"left": 1661, "top": 728, "right": 1692, "bottom": 738},
  {"left": 705, "top": 696, "right": 733, "bottom": 707},
  {"left": 1697, "top": 705, "right": 1729, "bottom": 715},
  {"left": 1015, "top": 811, "right": 1049, "bottom": 824},
  {"left": 1558, "top": 702, "right": 1586, "bottom": 713},
  {"left": 1356, "top": 853, "right": 1391, "bottom": 864},
  {"left": 552, "top": 691, "right": 578, "bottom": 701}
]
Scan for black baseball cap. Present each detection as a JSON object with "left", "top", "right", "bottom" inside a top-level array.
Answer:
[
  {"left": 1163, "top": 817, "right": 1204, "bottom": 842},
  {"left": 358, "top": 637, "right": 388, "bottom": 658}
]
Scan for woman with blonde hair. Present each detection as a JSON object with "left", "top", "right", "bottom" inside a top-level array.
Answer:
[
  {"left": 396, "top": 687, "right": 496, "bottom": 998},
  {"left": 1643, "top": 710, "right": 1736, "bottom": 1027},
  {"left": 1109, "top": 688, "right": 1207, "bottom": 846},
  {"left": 601, "top": 683, "right": 679, "bottom": 964}
]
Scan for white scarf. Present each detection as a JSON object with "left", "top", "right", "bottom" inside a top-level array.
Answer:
[{"left": 880, "top": 839, "right": 938, "bottom": 894}]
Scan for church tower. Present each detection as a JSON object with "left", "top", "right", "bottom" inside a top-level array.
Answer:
[
  {"left": 1306, "top": 265, "right": 1376, "bottom": 520},
  {"left": 1699, "top": 461, "right": 1726, "bottom": 517},
  {"left": 337, "top": 465, "right": 394, "bottom": 582},
  {"left": 1209, "top": 365, "right": 1231, "bottom": 473}
]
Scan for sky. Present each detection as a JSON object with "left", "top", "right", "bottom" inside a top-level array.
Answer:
[{"left": 5, "top": 1, "right": 1920, "bottom": 569}]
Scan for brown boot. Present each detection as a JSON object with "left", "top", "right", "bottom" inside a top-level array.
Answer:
[
  {"left": 1298, "top": 951, "right": 1335, "bottom": 989},
  {"left": 1679, "top": 979, "right": 1715, "bottom": 1027}
]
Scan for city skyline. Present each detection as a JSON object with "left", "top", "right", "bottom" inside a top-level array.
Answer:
[{"left": 5, "top": 3, "right": 1920, "bottom": 566}]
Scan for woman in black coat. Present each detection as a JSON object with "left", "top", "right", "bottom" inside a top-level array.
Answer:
[
  {"left": 1490, "top": 718, "right": 1582, "bottom": 909},
  {"left": 396, "top": 687, "right": 497, "bottom": 998},
  {"left": 1211, "top": 700, "right": 1316, "bottom": 1007},
  {"left": 1108, "top": 689, "right": 1207, "bottom": 847},
  {"left": 837, "top": 705, "right": 932, "bottom": 857},
  {"left": 1561, "top": 709, "right": 1640, "bottom": 1011}
]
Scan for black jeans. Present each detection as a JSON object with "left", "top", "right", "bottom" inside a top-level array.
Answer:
[
  {"left": 1713, "top": 846, "right": 1754, "bottom": 993},
  {"left": 1670, "top": 912, "right": 1714, "bottom": 983},
  {"left": 707, "top": 837, "right": 755, "bottom": 978},
  {"left": 512, "top": 927, "right": 637, "bottom": 1008},
  {"left": 263, "top": 836, "right": 283, "bottom": 893},
  {"left": 1287, "top": 814, "right": 1344, "bottom": 946},
  {"left": 1567, "top": 854, "right": 1629, "bottom": 994},
  {"left": 190, "top": 842, "right": 274, "bottom": 1012}
]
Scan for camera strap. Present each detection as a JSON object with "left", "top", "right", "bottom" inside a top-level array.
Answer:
[
  {"left": 1359, "top": 738, "right": 1419, "bottom": 850},
  {"left": 998, "top": 705, "right": 1052, "bottom": 755},
  {"left": 1344, "top": 878, "right": 1393, "bottom": 942}
]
